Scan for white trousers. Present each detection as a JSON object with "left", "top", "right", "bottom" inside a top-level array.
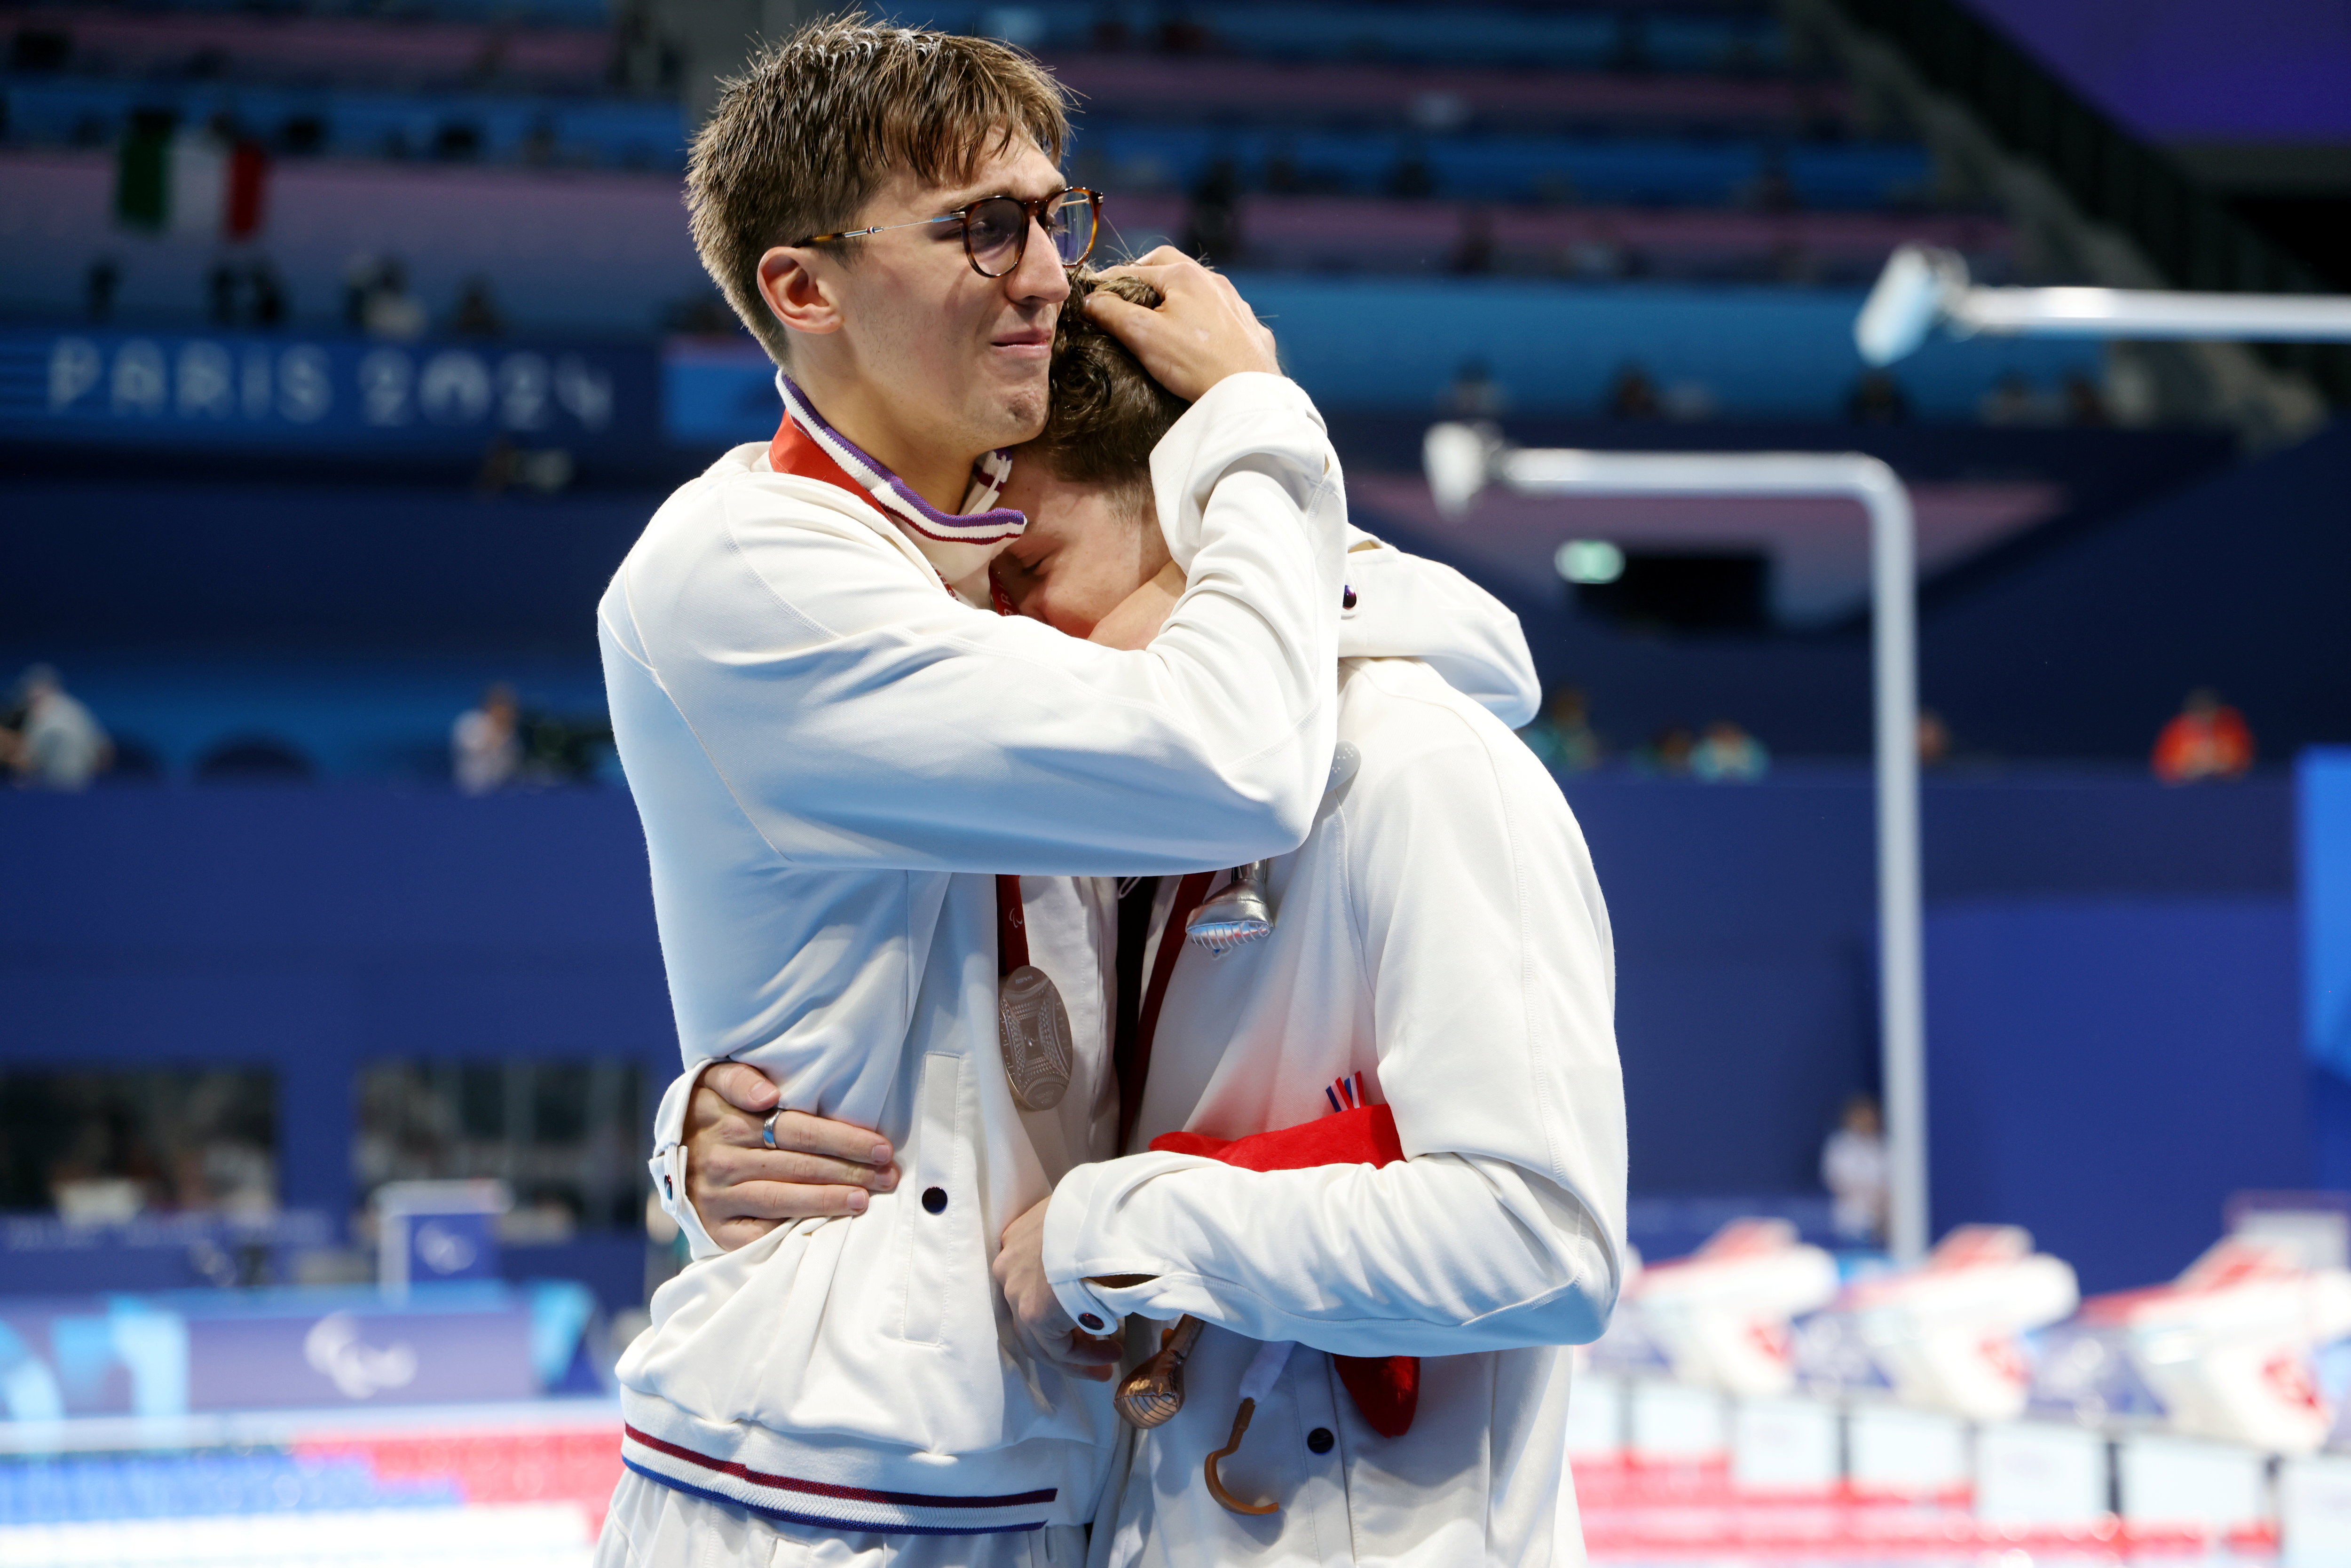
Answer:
[{"left": 596, "top": 1470, "right": 1088, "bottom": 1568}]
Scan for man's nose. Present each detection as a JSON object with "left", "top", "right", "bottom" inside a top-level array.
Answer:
[{"left": 1008, "top": 218, "right": 1073, "bottom": 305}]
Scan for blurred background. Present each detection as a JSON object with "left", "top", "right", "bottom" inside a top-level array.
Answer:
[{"left": 3, "top": 0, "right": 2349, "bottom": 1561}]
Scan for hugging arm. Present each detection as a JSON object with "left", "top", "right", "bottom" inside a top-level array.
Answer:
[{"left": 1040, "top": 684, "right": 1628, "bottom": 1356}]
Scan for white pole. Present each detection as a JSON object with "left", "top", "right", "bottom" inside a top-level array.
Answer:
[
  {"left": 1952, "top": 287, "right": 2351, "bottom": 343},
  {"left": 1856, "top": 244, "right": 2351, "bottom": 366},
  {"left": 1480, "top": 445, "right": 1931, "bottom": 1263}
]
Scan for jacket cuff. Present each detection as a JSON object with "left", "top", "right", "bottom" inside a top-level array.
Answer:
[
  {"left": 1042, "top": 1154, "right": 1215, "bottom": 1331},
  {"left": 650, "top": 1063, "right": 724, "bottom": 1262},
  {"left": 1041, "top": 1165, "right": 1123, "bottom": 1334}
]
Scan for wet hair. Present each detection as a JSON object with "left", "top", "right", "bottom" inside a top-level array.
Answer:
[
  {"left": 1028, "top": 269, "right": 1191, "bottom": 518},
  {"left": 686, "top": 15, "right": 1069, "bottom": 365}
]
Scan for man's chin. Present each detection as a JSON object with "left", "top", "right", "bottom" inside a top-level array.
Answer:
[{"left": 987, "top": 386, "right": 1051, "bottom": 452}]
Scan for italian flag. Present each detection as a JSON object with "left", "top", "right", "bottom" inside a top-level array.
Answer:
[{"left": 116, "top": 112, "right": 268, "bottom": 238}]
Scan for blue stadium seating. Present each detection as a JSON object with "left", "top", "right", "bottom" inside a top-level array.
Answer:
[
  {"left": 0, "top": 76, "right": 686, "bottom": 169},
  {"left": 1074, "top": 125, "right": 1933, "bottom": 206},
  {"left": 875, "top": 2, "right": 1785, "bottom": 70}
]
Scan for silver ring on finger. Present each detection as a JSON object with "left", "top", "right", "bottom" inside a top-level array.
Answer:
[{"left": 762, "top": 1109, "right": 784, "bottom": 1150}]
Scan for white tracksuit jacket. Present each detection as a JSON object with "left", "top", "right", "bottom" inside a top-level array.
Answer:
[
  {"left": 1048, "top": 657, "right": 1629, "bottom": 1568},
  {"left": 603, "top": 372, "right": 1538, "bottom": 1538}
]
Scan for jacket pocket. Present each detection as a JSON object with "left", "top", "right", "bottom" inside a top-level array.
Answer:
[{"left": 899, "top": 1050, "right": 972, "bottom": 1347}]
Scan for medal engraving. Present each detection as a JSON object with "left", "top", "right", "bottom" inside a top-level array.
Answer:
[{"left": 998, "top": 964, "right": 1073, "bottom": 1111}]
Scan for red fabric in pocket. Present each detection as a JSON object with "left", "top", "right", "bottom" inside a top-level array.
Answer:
[{"left": 1149, "top": 1103, "right": 1419, "bottom": 1437}]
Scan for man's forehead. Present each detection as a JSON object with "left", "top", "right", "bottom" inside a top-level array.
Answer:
[{"left": 900, "top": 141, "right": 1063, "bottom": 212}]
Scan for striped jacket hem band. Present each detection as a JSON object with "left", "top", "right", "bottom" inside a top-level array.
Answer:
[
  {"left": 622, "top": 1461, "right": 1046, "bottom": 1537},
  {"left": 620, "top": 1426, "right": 1056, "bottom": 1535}
]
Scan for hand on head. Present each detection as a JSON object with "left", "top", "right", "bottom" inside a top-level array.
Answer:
[
  {"left": 681, "top": 1062, "right": 899, "bottom": 1249},
  {"left": 1081, "top": 248, "right": 1279, "bottom": 403}
]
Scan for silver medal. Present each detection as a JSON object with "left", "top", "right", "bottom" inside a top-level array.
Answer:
[{"left": 998, "top": 964, "right": 1074, "bottom": 1111}]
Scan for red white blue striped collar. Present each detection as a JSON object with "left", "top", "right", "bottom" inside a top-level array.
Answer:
[{"left": 773, "top": 371, "right": 1024, "bottom": 545}]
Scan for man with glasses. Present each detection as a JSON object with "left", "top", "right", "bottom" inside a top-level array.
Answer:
[{"left": 594, "top": 18, "right": 1535, "bottom": 1568}]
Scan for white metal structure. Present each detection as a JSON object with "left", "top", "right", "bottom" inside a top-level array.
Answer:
[
  {"left": 1857, "top": 244, "right": 2351, "bottom": 367},
  {"left": 1423, "top": 424, "right": 1930, "bottom": 1263}
]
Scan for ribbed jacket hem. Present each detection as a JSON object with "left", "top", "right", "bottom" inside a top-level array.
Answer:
[{"left": 618, "top": 1393, "right": 1098, "bottom": 1535}]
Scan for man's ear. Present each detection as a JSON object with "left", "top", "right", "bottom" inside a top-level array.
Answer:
[{"left": 757, "top": 245, "right": 842, "bottom": 340}]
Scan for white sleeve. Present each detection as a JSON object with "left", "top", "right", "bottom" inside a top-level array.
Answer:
[
  {"left": 1335, "top": 532, "right": 1540, "bottom": 727},
  {"left": 1042, "top": 672, "right": 1628, "bottom": 1353},
  {"left": 647, "top": 1064, "right": 722, "bottom": 1262},
  {"left": 606, "top": 373, "right": 1345, "bottom": 875},
  {"left": 1045, "top": 1151, "right": 1615, "bottom": 1356}
]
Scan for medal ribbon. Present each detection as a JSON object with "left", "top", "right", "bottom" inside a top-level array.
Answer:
[{"left": 1120, "top": 871, "right": 1216, "bottom": 1150}]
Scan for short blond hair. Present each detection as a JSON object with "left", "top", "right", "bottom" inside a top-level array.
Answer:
[{"left": 685, "top": 15, "right": 1070, "bottom": 363}]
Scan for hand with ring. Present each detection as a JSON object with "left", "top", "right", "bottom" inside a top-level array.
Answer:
[{"left": 683, "top": 1062, "right": 900, "bottom": 1250}]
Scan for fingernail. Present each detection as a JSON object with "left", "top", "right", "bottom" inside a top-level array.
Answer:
[
  {"left": 871, "top": 1143, "right": 891, "bottom": 1164},
  {"left": 874, "top": 1170, "right": 898, "bottom": 1190},
  {"left": 847, "top": 1190, "right": 868, "bottom": 1213}
]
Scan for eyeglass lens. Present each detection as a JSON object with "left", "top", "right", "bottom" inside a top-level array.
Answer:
[{"left": 965, "top": 194, "right": 1094, "bottom": 276}]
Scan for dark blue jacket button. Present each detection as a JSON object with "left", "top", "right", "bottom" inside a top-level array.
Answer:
[
  {"left": 922, "top": 1186, "right": 947, "bottom": 1213},
  {"left": 1307, "top": 1427, "right": 1335, "bottom": 1454},
  {"left": 1079, "top": 1313, "right": 1105, "bottom": 1332}
]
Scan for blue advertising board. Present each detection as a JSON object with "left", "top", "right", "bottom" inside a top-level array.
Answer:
[
  {"left": 0, "top": 1284, "right": 593, "bottom": 1419},
  {"left": 2304, "top": 749, "right": 2351, "bottom": 1080},
  {"left": 0, "top": 328, "right": 662, "bottom": 457}
]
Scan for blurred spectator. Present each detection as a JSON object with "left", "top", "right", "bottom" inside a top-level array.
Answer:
[
  {"left": 453, "top": 682, "right": 523, "bottom": 794},
  {"left": 665, "top": 292, "right": 742, "bottom": 337},
  {"left": 1772, "top": 239, "right": 1821, "bottom": 285},
  {"left": 1448, "top": 207, "right": 1496, "bottom": 276},
  {"left": 2152, "top": 687, "right": 2254, "bottom": 784},
  {"left": 3, "top": 665, "right": 111, "bottom": 791},
  {"left": 205, "top": 259, "right": 291, "bottom": 327},
  {"left": 1747, "top": 158, "right": 1798, "bottom": 213},
  {"left": 1181, "top": 157, "right": 1242, "bottom": 267},
  {"left": 1979, "top": 370, "right": 2056, "bottom": 426},
  {"left": 207, "top": 261, "right": 239, "bottom": 325},
  {"left": 1607, "top": 362, "right": 1663, "bottom": 420},
  {"left": 1262, "top": 138, "right": 1303, "bottom": 197},
  {"left": 1822, "top": 1092, "right": 1888, "bottom": 1245},
  {"left": 1690, "top": 718, "right": 1769, "bottom": 782},
  {"left": 1566, "top": 235, "right": 1624, "bottom": 280},
  {"left": 344, "top": 252, "right": 377, "bottom": 330},
  {"left": 1662, "top": 380, "right": 1718, "bottom": 423},
  {"left": 1443, "top": 357, "right": 1507, "bottom": 418},
  {"left": 1917, "top": 708, "right": 1952, "bottom": 770},
  {"left": 1385, "top": 141, "right": 1436, "bottom": 200},
  {"left": 1637, "top": 724, "right": 1696, "bottom": 776},
  {"left": 451, "top": 276, "right": 505, "bottom": 338},
  {"left": 250, "top": 260, "right": 287, "bottom": 327},
  {"left": 1519, "top": 685, "right": 1604, "bottom": 773},
  {"left": 348, "top": 254, "right": 427, "bottom": 340},
  {"left": 475, "top": 437, "right": 575, "bottom": 496},
  {"left": 1846, "top": 369, "right": 1911, "bottom": 425},
  {"left": 2064, "top": 371, "right": 2109, "bottom": 426},
  {"left": 86, "top": 257, "right": 119, "bottom": 323}
]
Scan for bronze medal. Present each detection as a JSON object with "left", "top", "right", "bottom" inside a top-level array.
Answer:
[{"left": 998, "top": 963, "right": 1073, "bottom": 1111}]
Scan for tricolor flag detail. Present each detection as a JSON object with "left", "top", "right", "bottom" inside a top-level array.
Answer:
[
  {"left": 117, "top": 118, "right": 267, "bottom": 239},
  {"left": 776, "top": 372, "right": 1024, "bottom": 545},
  {"left": 620, "top": 1425, "right": 1055, "bottom": 1536}
]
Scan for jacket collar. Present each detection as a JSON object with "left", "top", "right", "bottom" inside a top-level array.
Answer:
[{"left": 769, "top": 372, "right": 1023, "bottom": 546}]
